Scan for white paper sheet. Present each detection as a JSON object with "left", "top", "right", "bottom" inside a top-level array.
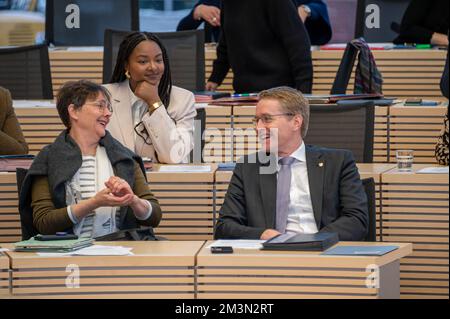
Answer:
[
  {"left": 417, "top": 167, "right": 449, "bottom": 174},
  {"left": 206, "top": 240, "right": 265, "bottom": 250},
  {"left": 13, "top": 100, "right": 55, "bottom": 108},
  {"left": 37, "top": 245, "right": 134, "bottom": 257},
  {"left": 158, "top": 165, "right": 211, "bottom": 173}
]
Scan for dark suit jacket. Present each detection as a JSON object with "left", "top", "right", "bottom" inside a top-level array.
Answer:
[{"left": 215, "top": 145, "right": 368, "bottom": 241}]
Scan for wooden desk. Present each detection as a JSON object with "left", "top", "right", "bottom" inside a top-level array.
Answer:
[
  {"left": 206, "top": 46, "right": 447, "bottom": 99},
  {"left": 13, "top": 101, "right": 62, "bottom": 156},
  {"left": 49, "top": 48, "right": 104, "bottom": 97},
  {"left": 381, "top": 165, "right": 449, "bottom": 299},
  {"left": 197, "top": 241, "right": 412, "bottom": 299},
  {"left": 3, "top": 241, "right": 203, "bottom": 299},
  {"left": 203, "top": 106, "right": 233, "bottom": 163},
  {"left": 0, "top": 173, "right": 21, "bottom": 243},
  {"left": 0, "top": 251, "right": 10, "bottom": 298},
  {"left": 388, "top": 106, "right": 448, "bottom": 163},
  {"left": 357, "top": 164, "right": 397, "bottom": 241},
  {"left": 146, "top": 165, "right": 216, "bottom": 240}
]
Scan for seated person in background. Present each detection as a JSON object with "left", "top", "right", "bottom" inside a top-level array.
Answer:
[
  {"left": 176, "top": 0, "right": 332, "bottom": 45},
  {"left": 435, "top": 42, "right": 448, "bottom": 165},
  {"left": 215, "top": 87, "right": 368, "bottom": 241},
  {"left": 394, "top": 0, "right": 448, "bottom": 46},
  {"left": 206, "top": 0, "right": 313, "bottom": 94},
  {"left": 19, "top": 80, "right": 162, "bottom": 238},
  {"left": 0, "top": 86, "right": 28, "bottom": 155},
  {"left": 104, "top": 32, "right": 197, "bottom": 164}
]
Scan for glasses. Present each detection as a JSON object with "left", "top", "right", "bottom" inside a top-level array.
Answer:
[
  {"left": 85, "top": 101, "right": 113, "bottom": 113},
  {"left": 252, "top": 113, "right": 295, "bottom": 125},
  {"left": 134, "top": 121, "right": 153, "bottom": 146}
]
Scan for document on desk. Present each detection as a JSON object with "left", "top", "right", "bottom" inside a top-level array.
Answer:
[
  {"left": 322, "top": 245, "right": 399, "bottom": 256},
  {"left": 417, "top": 167, "right": 449, "bottom": 174},
  {"left": 37, "top": 245, "right": 134, "bottom": 257},
  {"left": 207, "top": 240, "right": 265, "bottom": 250},
  {"left": 13, "top": 100, "right": 56, "bottom": 108},
  {"left": 158, "top": 165, "right": 211, "bottom": 173}
]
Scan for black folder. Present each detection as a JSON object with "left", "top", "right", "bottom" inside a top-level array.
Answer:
[{"left": 262, "top": 232, "right": 339, "bottom": 251}]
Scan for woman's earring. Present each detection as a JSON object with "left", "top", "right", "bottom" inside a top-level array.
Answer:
[{"left": 125, "top": 70, "right": 131, "bottom": 79}]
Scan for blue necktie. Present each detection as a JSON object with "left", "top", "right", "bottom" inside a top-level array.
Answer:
[{"left": 276, "top": 157, "right": 297, "bottom": 233}]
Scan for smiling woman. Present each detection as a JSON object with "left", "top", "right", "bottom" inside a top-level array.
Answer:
[
  {"left": 18, "top": 80, "right": 162, "bottom": 239},
  {"left": 104, "top": 31, "right": 197, "bottom": 164}
]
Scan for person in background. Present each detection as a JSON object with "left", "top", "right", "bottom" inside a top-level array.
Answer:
[
  {"left": 215, "top": 87, "right": 368, "bottom": 241},
  {"left": 435, "top": 35, "right": 448, "bottom": 166},
  {"left": 177, "top": 0, "right": 332, "bottom": 46},
  {"left": 394, "top": 0, "right": 448, "bottom": 46},
  {"left": 105, "top": 32, "right": 196, "bottom": 164},
  {"left": 206, "top": 0, "right": 313, "bottom": 94},
  {"left": 0, "top": 86, "right": 28, "bottom": 155},
  {"left": 19, "top": 80, "right": 162, "bottom": 238}
]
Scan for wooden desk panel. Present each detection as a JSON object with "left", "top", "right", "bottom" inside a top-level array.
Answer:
[
  {"left": 5, "top": 241, "right": 202, "bottom": 299},
  {"left": 0, "top": 173, "right": 21, "bottom": 243},
  {"left": 0, "top": 252, "right": 10, "bottom": 298},
  {"left": 14, "top": 106, "right": 62, "bottom": 156},
  {"left": 197, "top": 241, "right": 412, "bottom": 299},
  {"left": 203, "top": 107, "right": 233, "bottom": 163},
  {"left": 49, "top": 49, "right": 104, "bottom": 98},
  {"left": 388, "top": 106, "right": 448, "bottom": 164},
  {"left": 205, "top": 47, "right": 447, "bottom": 99},
  {"left": 147, "top": 166, "right": 216, "bottom": 240},
  {"left": 357, "top": 164, "right": 397, "bottom": 241},
  {"left": 381, "top": 165, "right": 449, "bottom": 299}
]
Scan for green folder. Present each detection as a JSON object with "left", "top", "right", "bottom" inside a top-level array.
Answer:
[{"left": 14, "top": 237, "right": 94, "bottom": 252}]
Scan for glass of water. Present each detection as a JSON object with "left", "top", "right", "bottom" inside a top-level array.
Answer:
[{"left": 396, "top": 150, "right": 414, "bottom": 171}]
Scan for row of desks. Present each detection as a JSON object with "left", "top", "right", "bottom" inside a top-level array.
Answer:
[
  {"left": 0, "top": 241, "right": 412, "bottom": 299},
  {"left": 12, "top": 101, "right": 449, "bottom": 163},
  {"left": 0, "top": 164, "right": 448, "bottom": 298},
  {"left": 47, "top": 46, "right": 448, "bottom": 99}
]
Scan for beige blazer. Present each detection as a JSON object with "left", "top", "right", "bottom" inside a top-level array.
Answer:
[{"left": 104, "top": 81, "right": 196, "bottom": 163}]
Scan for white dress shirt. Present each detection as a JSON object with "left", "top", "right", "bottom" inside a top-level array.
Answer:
[
  {"left": 278, "top": 142, "right": 319, "bottom": 234},
  {"left": 127, "top": 84, "right": 148, "bottom": 147}
]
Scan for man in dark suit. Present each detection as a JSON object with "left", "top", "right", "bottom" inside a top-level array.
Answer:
[{"left": 215, "top": 87, "right": 368, "bottom": 241}]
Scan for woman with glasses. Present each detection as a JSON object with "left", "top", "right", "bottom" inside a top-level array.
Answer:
[
  {"left": 19, "top": 80, "right": 162, "bottom": 238},
  {"left": 104, "top": 32, "right": 197, "bottom": 164}
]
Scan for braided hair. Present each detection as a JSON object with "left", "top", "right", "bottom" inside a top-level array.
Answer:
[{"left": 110, "top": 32, "right": 172, "bottom": 107}]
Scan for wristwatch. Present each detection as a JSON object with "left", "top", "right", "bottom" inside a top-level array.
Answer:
[
  {"left": 301, "top": 5, "right": 311, "bottom": 18},
  {"left": 148, "top": 100, "right": 163, "bottom": 115}
]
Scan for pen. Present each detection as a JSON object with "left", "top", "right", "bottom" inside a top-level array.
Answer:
[{"left": 231, "top": 93, "right": 259, "bottom": 98}]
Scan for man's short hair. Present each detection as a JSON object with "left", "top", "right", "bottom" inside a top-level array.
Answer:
[
  {"left": 259, "top": 86, "right": 310, "bottom": 138},
  {"left": 56, "top": 80, "right": 111, "bottom": 128}
]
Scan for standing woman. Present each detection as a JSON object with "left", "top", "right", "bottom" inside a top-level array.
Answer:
[{"left": 104, "top": 32, "right": 197, "bottom": 164}]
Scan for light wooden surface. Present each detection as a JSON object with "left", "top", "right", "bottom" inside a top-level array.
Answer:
[
  {"left": 13, "top": 105, "right": 62, "bottom": 156},
  {"left": 0, "top": 173, "right": 21, "bottom": 243},
  {"left": 0, "top": 251, "right": 10, "bottom": 298},
  {"left": 197, "top": 241, "right": 412, "bottom": 299},
  {"left": 206, "top": 46, "right": 447, "bottom": 99},
  {"left": 388, "top": 106, "right": 448, "bottom": 163},
  {"left": 46, "top": 46, "right": 447, "bottom": 99},
  {"left": 3, "top": 241, "right": 203, "bottom": 299},
  {"left": 49, "top": 48, "right": 104, "bottom": 98},
  {"left": 12, "top": 102, "right": 447, "bottom": 163},
  {"left": 203, "top": 106, "right": 233, "bottom": 163},
  {"left": 146, "top": 165, "right": 217, "bottom": 240},
  {"left": 381, "top": 165, "right": 449, "bottom": 299}
]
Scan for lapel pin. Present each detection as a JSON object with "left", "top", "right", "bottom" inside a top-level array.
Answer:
[{"left": 318, "top": 161, "right": 324, "bottom": 168}]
